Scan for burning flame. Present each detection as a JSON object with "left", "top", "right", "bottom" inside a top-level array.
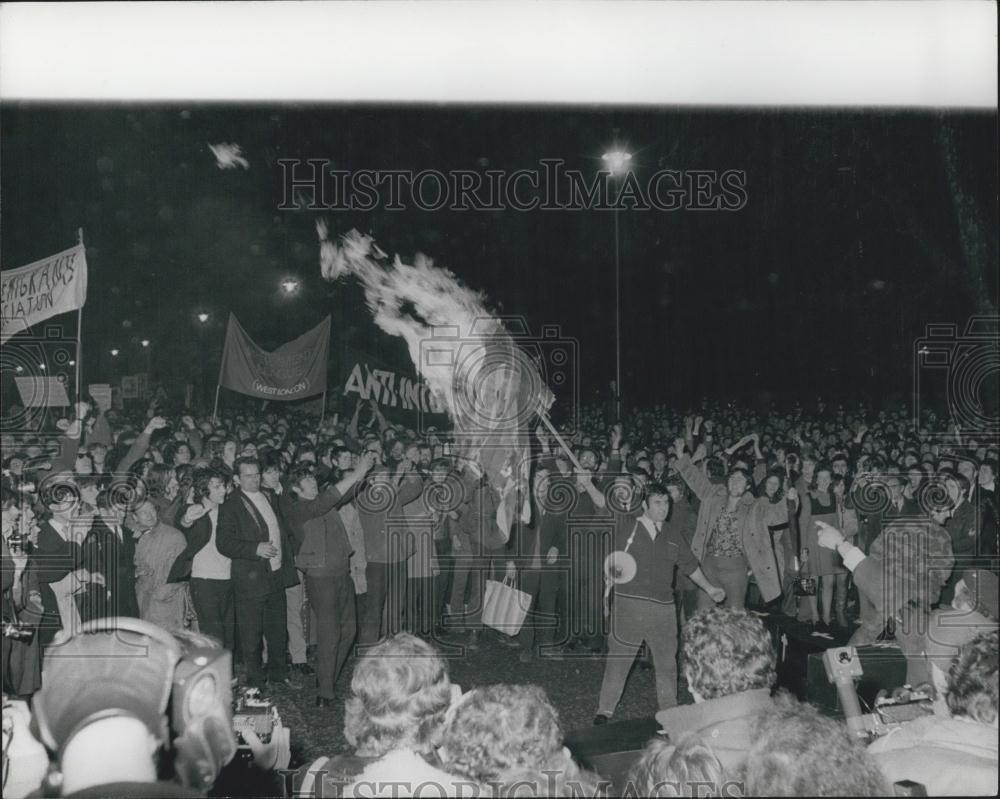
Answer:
[
  {"left": 317, "top": 223, "right": 553, "bottom": 531},
  {"left": 317, "top": 222, "right": 550, "bottom": 428}
]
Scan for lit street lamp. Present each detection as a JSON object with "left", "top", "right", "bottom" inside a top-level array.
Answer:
[
  {"left": 141, "top": 339, "right": 150, "bottom": 348},
  {"left": 110, "top": 348, "right": 120, "bottom": 357},
  {"left": 280, "top": 278, "right": 301, "bottom": 295},
  {"left": 197, "top": 313, "right": 210, "bottom": 324},
  {"left": 602, "top": 145, "right": 633, "bottom": 421}
]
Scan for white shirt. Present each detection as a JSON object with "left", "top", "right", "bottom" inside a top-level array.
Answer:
[
  {"left": 637, "top": 514, "right": 662, "bottom": 541},
  {"left": 245, "top": 491, "right": 282, "bottom": 571},
  {"left": 191, "top": 507, "right": 231, "bottom": 580}
]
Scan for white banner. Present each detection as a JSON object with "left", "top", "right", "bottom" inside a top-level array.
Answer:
[{"left": 1, "top": 243, "right": 88, "bottom": 342}]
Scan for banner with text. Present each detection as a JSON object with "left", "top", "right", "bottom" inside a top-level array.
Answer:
[
  {"left": 1, "top": 244, "right": 88, "bottom": 343},
  {"left": 220, "top": 314, "right": 330, "bottom": 400},
  {"left": 339, "top": 346, "right": 449, "bottom": 426}
]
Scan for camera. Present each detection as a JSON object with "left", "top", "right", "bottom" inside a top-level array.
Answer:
[
  {"left": 232, "top": 687, "right": 279, "bottom": 747},
  {"left": 913, "top": 316, "right": 999, "bottom": 440},
  {"left": 418, "top": 316, "right": 577, "bottom": 440}
]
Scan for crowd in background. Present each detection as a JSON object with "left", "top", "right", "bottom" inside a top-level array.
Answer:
[{"left": 2, "top": 392, "right": 998, "bottom": 795}]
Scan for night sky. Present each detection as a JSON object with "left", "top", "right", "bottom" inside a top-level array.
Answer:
[{"left": 1, "top": 104, "right": 996, "bottom": 415}]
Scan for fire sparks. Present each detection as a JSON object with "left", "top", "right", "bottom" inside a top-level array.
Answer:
[{"left": 207, "top": 142, "right": 250, "bottom": 170}]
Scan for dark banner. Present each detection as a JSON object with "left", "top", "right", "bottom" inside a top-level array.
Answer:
[
  {"left": 220, "top": 314, "right": 330, "bottom": 400},
  {"left": 336, "top": 345, "right": 449, "bottom": 427}
]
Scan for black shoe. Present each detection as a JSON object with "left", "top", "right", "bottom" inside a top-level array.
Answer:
[
  {"left": 270, "top": 676, "right": 300, "bottom": 690},
  {"left": 315, "top": 696, "right": 334, "bottom": 708},
  {"left": 497, "top": 634, "right": 520, "bottom": 649},
  {"left": 593, "top": 713, "right": 611, "bottom": 726},
  {"left": 292, "top": 663, "right": 315, "bottom": 676}
]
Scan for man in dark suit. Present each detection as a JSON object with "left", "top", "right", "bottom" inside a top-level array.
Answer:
[
  {"left": 975, "top": 459, "right": 999, "bottom": 568},
  {"left": 884, "top": 472, "right": 922, "bottom": 519},
  {"left": 34, "top": 479, "right": 108, "bottom": 645},
  {"left": 516, "top": 464, "right": 568, "bottom": 662},
  {"left": 216, "top": 456, "right": 299, "bottom": 690},
  {"left": 939, "top": 472, "right": 978, "bottom": 606},
  {"left": 80, "top": 489, "right": 140, "bottom": 622}
]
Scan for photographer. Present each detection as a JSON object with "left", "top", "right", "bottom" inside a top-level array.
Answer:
[
  {"left": 868, "top": 629, "right": 998, "bottom": 795},
  {"left": 31, "top": 621, "right": 239, "bottom": 798},
  {"left": 2, "top": 489, "right": 43, "bottom": 697}
]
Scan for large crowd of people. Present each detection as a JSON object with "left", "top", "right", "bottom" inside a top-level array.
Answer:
[{"left": 2, "top": 391, "right": 998, "bottom": 796}]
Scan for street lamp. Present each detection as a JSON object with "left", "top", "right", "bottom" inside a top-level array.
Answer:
[
  {"left": 602, "top": 145, "right": 633, "bottom": 421},
  {"left": 141, "top": 339, "right": 150, "bottom": 348},
  {"left": 110, "top": 348, "right": 120, "bottom": 357},
  {"left": 280, "top": 278, "right": 300, "bottom": 295},
  {"left": 197, "top": 313, "right": 209, "bottom": 324}
]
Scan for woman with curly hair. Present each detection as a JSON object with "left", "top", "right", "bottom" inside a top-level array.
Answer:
[
  {"left": 439, "top": 683, "right": 596, "bottom": 795},
  {"left": 338, "top": 633, "right": 459, "bottom": 797},
  {"left": 145, "top": 463, "right": 184, "bottom": 526},
  {"left": 626, "top": 734, "right": 729, "bottom": 798}
]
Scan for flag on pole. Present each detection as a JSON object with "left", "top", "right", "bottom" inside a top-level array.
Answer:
[
  {"left": 1, "top": 244, "right": 88, "bottom": 342},
  {"left": 219, "top": 314, "right": 330, "bottom": 401}
]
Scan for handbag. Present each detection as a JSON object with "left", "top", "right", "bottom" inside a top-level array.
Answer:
[
  {"left": 482, "top": 576, "right": 532, "bottom": 637},
  {"left": 793, "top": 576, "right": 817, "bottom": 596}
]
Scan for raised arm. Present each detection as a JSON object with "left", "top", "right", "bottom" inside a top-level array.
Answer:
[
  {"left": 118, "top": 416, "right": 169, "bottom": 474},
  {"left": 347, "top": 399, "right": 363, "bottom": 441},
  {"left": 674, "top": 439, "right": 715, "bottom": 502}
]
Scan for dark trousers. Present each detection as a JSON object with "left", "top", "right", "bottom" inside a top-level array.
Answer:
[
  {"left": 517, "top": 566, "right": 560, "bottom": 652},
  {"left": 359, "top": 561, "right": 406, "bottom": 644},
  {"left": 190, "top": 577, "right": 235, "bottom": 651},
  {"left": 699, "top": 554, "right": 749, "bottom": 610},
  {"left": 406, "top": 577, "right": 435, "bottom": 637},
  {"left": 448, "top": 561, "right": 483, "bottom": 631},
  {"left": 306, "top": 572, "right": 356, "bottom": 699},
  {"left": 598, "top": 595, "right": 679, "bottom": 714},
  {"left": 433, "top": 538, "right": 454, "bottom": 627},
  {"left": 236, "top": 589, "right": 288, "bottom": 687}
]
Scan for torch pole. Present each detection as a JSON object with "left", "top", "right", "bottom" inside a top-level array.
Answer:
[{"left": 537, "top": 411, "right": 585, "bottom": 472}]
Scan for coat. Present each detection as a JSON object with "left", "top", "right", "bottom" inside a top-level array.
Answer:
[
  {"left": 80, "top": 516, "right": 140, "bottom": 620},
  {"left": 356, "top": 474, "right": 424, "bottom": 564},
  {"left": 656, "top": 688, "right": 776, "bottom": 773},
  {"left": 33, "top": 520, "right": 86, "bottom": 643},
  {"left": 166, "top": 513, "right": 214, "bottom": 584},
  {"left": 453, "top": 472, "right": 508, "bottom": 557},
  {"left": 868, "top": 715, "right": 998, "bottom": 796},
  {"left": 216, "top": 489, "right": 299, "bottom": 599},
  {"left": 677, "top": 456, "right": 787, "bottom": 602},
  {"left": 134, "top": 521, "right": 188, "bottom": 632}
]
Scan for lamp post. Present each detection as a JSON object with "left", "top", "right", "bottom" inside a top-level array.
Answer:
[
  {"left": 195, "top": 313, "right": 210, "bottom": 408},
  {"left": 280, "top": 278, "right": 300, "bottom": 295},
  {"left": 601, "top": 148, "right": 632, "bottom": 421}
]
